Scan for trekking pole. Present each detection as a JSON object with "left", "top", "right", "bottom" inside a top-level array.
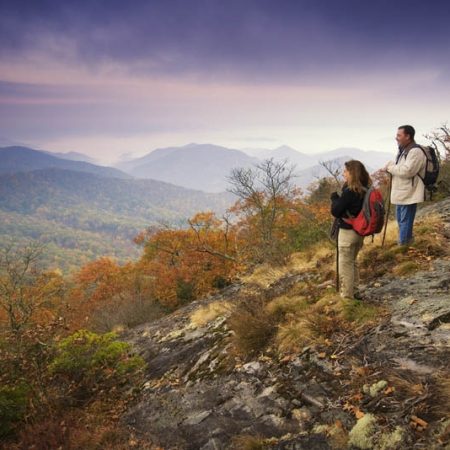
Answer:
[
  {"left": 335, "top": 230, "right": 340, "bottom": 292},
  {"left": 381, "top": 173, "right": 392, "bottom": 247}
]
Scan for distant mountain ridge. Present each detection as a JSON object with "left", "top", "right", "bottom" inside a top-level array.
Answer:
[
  {"left": 0, "top": 146, "right": 130, "bottom": 179},
  {"left": 116, "top": 143, "right": 260, "bottom": 192},
  {"left": 243, "top": 145, "right": 391, "bottom": 171},
  {"left": 115, "top": 143, "right": 392, "bottom": 191},
  {"left": 41, "top": 149, "right": 99, "bottom": 164},
  {"left": 1, "top": 143, "right": 393, "bottom": 193}
]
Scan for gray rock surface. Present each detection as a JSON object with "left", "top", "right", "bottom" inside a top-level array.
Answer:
[{"left": 119, "top": 197, "right": 450, "bottom": 449}]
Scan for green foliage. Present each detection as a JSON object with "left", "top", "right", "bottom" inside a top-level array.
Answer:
[
  {"left": 289, "top": 219, "right": 330, "bottom": 252},
  {"left": 0, "top": 168, "right": 231, "bottom": 274},
  {"left": 435, "top": 159, "right": 450, "bottom": 199},
  {"left": 393, "top": 260, "right": 420, "bottom": 276},
  {"left": 306, "top": 176, "right": 340, "bottom": 204},
  {"left": 0, "top": 383, "right": 29, "bottom": 438},
  {"left": 341, "top": 298, "right": 379, "bottom": 323},
  {"left": 49, "top": 329, "right": 145, "bottom": 402},
  {"left": 212, "top": 275, "right": 231, "bottom": 289},
  {"left": 176, "top": 278, "right": 196, "bottom": 302}
]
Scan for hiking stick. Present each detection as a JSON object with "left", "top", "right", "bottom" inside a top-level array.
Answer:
[
  {"left": 381, "top": 173, "right": 392, "bottom": 247},
  {"left": 335, "top": 230, "right": 340, "bottom": 292}
]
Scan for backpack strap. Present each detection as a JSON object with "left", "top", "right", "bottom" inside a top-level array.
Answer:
[
  {"left": 405, "top": 145, "right": 427, "bottom": 186},
  {"left": 344, "top": 186, "right": 370, "bottom": 220},
  {"left": 361, "top": 186, "right": 373, "bottom": 221}
]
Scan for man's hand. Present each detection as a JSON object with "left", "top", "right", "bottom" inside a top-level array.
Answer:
[{"left": 382, "top": 161, "right": 394, "bottom": 172}]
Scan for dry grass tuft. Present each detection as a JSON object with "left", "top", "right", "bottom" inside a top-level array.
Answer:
[
  {"left": 227, "top": 295, "right": 279, "bottom": 358},
  {"left": 360, "top": 214, "right": 449, "bottom": 281},
  {"left": 274, "top": 293, "right": 381, "bottom": 354},
  {"left": 190, "top": 300, "right": 234, "bottom": 327},
  {"left": 230, "top": 433, "right": 269, "bottom": 450}
]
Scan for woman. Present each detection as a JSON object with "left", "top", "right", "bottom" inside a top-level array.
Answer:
[{"left": 330, "top": 160, "right": 372, "bottom": 300}]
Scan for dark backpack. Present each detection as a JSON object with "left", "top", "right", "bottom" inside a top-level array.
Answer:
[
  {"left": 343, "top": 186, "right": 385, "bottom": 237},
  {"left": 409, "top": 145, "right": 440, "bottom": 199}
]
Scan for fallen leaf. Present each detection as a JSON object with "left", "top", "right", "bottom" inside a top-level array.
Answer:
[
  {"left": 411, "top": 415, "right": 428, "bottom": 429},
  {"left": 354, "top": 366, "right": 370, "bottom": 376},
  {"left": 352, "top": 392, "right": 363, "bottom": 401}
]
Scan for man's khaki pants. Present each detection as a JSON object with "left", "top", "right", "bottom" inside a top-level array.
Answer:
[{"left": 338, "top": 228, "right": 364, "bottom": 299}]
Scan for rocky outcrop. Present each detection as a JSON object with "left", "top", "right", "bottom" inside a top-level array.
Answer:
[{"left": 120, "top": 197, "right": 450, "bottom": 450}]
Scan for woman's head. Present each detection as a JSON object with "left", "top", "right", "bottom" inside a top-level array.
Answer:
[{"left": 343, "top": 160, "right": 372, "bottom": 195}]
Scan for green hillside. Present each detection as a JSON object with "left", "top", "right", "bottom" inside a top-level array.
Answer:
[{"left": 0, "top": 168, "right": 235, "bottom": 274}]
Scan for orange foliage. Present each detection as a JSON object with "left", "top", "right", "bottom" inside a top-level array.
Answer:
[
  {"left": 66, "top": 186, "right": 334, "bottom": 315},
  {"left": 135, "top": 211, "right": 240, "bottom": 308},
  {"left": 66, "top": 257, "right": 129, "bottom": 328},
  {"left": 0, "top": 267, "right": 66, "bottom": 332}
]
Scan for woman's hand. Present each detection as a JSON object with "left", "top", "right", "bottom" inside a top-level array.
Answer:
[{"left": 330, "top": 191, "right": 340, "bottom": 200}]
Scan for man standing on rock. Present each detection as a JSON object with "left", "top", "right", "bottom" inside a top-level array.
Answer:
[{"left": 383, "top": 125, "right": 427, "bottom": 246}]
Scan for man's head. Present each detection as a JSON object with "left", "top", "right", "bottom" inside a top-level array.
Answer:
[{"left": 396, "top": 125, "right": 415, "bottom": 148}]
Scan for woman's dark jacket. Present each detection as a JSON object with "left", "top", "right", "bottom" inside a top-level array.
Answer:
[{"left": 330, "top": 183, "right": 365, "bottom": 230}]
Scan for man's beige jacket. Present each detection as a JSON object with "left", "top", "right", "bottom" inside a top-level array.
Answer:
[{"left": 386, "top": 141, "right": 427, "bottom": 205}]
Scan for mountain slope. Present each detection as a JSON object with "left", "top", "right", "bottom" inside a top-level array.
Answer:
[
  {"left": 120, "top": 197, "right": 450, "bottom": 449},
  {"left": 116, "top": 143, "right": 260, "bottom": 192},
  {"left": 0, "top": 167, "right": 233, "bottom": 218},
  {"left": 0, "top": 146, "right": 131, "bottom": 179},
  {"left": 41, "top": 149, "right": 99, "bottom": 164},
  {"left": 0, "top": 168, "right": 235, "bottom": 273}
]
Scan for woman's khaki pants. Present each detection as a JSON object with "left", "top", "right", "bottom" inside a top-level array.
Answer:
[{"left": 338, "top": 228, "right": 364, "bottom": 299}]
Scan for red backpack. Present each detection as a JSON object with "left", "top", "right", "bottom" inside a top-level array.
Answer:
[{"left": 342, "top": 186, "right": 385, "bottom": 236}]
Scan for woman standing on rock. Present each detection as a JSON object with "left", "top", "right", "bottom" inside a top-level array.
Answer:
[{"left": 330, "top": 160, "right": 372, "bottom": 300}]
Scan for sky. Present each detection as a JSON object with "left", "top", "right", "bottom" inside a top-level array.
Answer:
[{"left": 1, "top": 0, "right": 449, "bottom": 165}]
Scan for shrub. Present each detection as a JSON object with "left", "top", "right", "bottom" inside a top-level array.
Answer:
[
  {"left": 230, "top": 433, "right": 269, "bottom": 450},
  {"left": 265, "top": 295, "right": 309, "bottom": 321},
  {"left": 0, "top": 383, "right": 29, "bottom": 438},
  {"left": 227, "top": 296, "right": 279, "bottom": 358},
  {"left": 341, "top": 298, "right": 379, "bottom": 323},
  {"left": 48, "top": 329, "right": 145, "bottom": 404},
  {"left": 176, "top": 278, "right": 196, "bottom": 303},
  {"left": 392, "top": 261, "right": 419, "bottom": 276},
  {"left": 290, "top": 219, "right": 330, "bottom": 252},
  {"left": 274, "top": 294, "right": 381, "bottom": 354},
  {"left": 89, "top": 296, "right": 167, "bottom": 333}
]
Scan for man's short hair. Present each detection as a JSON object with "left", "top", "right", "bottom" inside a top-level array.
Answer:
[{"left": 398, "top": 125, "right": 415, "bottom": 140}]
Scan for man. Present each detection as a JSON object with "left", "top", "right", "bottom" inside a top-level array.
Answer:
[{"left": 383, "top": 125, "right": 427, "bottom": 246}]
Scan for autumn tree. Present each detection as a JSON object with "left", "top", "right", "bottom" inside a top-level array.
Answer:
[
  {"left": 66, "top": 254, "right": 168, "bottom": 332},
  {"left": 425, "top": 123, "right": 450, "bottom": 197},
  {"left": 226, "top": 158, "right": 301, "bottom": 263},
  {"left": 0, "top": 240, "right": 65, "bottom": 334},
  {"left": 425, "top": 123, "right": 450, "bottom": 161},
  {"left": 133, "top": 211, "right": 240, "bottom": 308}
]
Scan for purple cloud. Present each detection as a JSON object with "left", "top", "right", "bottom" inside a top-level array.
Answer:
[{"left": 1, "top": 0, "right": 449, "bottom": 82}]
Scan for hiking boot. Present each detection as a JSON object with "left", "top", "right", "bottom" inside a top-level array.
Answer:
[
  {"left": 398, "top": 237, "right": 415, "bottom": 247},
  {"left": 340, "top": 292, "right": 364, "bottom": 301}
]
